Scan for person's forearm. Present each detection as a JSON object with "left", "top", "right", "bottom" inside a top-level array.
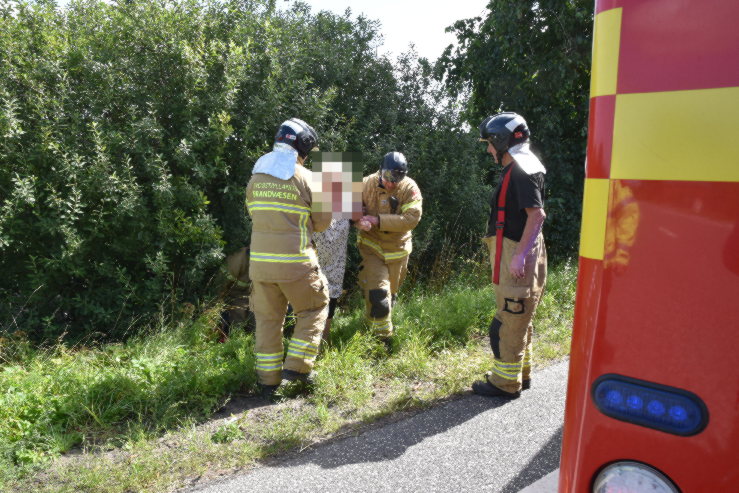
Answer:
[{"left": 515, "top": 208, "right": 546, "bottom": 258}]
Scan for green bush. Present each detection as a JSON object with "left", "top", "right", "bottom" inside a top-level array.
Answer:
[
  {"left": 1, "top": 0, "right": 584, "bottom": 341},
  {"left": 0, "top": 0, "right": 481, "bottom": 340}
]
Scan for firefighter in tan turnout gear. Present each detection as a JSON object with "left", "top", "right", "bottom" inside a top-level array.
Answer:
[
  {"left": 247, "top": 118, "right": 330, "bottom": 398},
  {"left": 356, "top": 152, "right": 422, "bottom": 341},
  {"left": 473, "top": 112, "right": 547, "bottom": 399}
]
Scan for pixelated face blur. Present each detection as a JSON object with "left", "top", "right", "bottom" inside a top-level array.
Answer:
[{"left": 310, "top": 152, "right": 364, "bottom": 220}]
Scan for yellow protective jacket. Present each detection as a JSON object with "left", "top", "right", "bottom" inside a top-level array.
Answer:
[
  {"left": 358, "top": 172, "right": 423, "bottom": 262},
  {"left": 247, "top": 163, "right": 330, "bottom": 282}
]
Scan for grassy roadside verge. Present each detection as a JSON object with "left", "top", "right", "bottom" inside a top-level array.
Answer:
[{"left": 1, "top": 259, "right": 576, "bottom": 492}]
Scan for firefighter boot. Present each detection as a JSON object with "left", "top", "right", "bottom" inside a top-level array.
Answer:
[
  {"left": 258, "top": 383, "right": 280, "bottom": 402},
  {"left": 481, "top": 370, "right": 530, "bottom": 392},
  {"left": 279, "top": 369, "right": 315, "bottom": 397},
  {"left": 472, "top": 376, "right": 521, "bottom": 399}
]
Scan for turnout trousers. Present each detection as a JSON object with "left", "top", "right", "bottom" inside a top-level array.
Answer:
[
  {"left": 357, "top": 244, "right": 409, "bottom": 338},
  {"left": 483, "top": 234, "right": 547, "bottom": 393},
  {"left": 250, "top": 268, "right": 329, "bottom": 385}
]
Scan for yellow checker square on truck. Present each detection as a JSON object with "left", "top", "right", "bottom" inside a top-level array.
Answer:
[
  {"left": 590, "top": 8, "right": 622, "bottom": 98},
  {"left": 611, "top": 87, "right": 739, "bottom": 183}
]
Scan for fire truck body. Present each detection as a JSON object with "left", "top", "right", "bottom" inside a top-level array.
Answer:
[{"left": 559, "top": 0, "right": 739, "bottom": 491}]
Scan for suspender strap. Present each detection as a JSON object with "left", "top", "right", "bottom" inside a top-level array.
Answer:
[{"left": 493, "top": 166, "right": 513, "bottom": 284}]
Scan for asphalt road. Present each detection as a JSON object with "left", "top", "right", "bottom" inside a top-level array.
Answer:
[{"left": 188, "top": 360, "right": 568, "bottom": 493}]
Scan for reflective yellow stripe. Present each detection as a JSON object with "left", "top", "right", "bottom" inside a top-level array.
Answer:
[
  {"left": 287, "top": 347, "right": 317, "bottom": 356},
  {"left": 358, "top": 236, "right": 383, "bottom": 255},
  {"left": 493, "top": 360, "right": 522, "bottom": 379},
  {"left": 496, "top": 361, "right": 522, "bottom": 369},
  {"left": 400, "top": 200, "right": 421, "bottom": 213},
  {"left": 247, "top": 206, "right": 310, "bottom": 214},
  {"left": 288, "top": 339, "right": 318, "bottom": 355},
  {"left": 523, "top": 353, "right": 532, "bottom": 368},
  {"left": 590, "top": 8, "right": 622, "bottom": 98},
  {"left": 299, "top": 213, "right": 308, "bottom": 252},
  {"left": 251, "top": 258, "right": 310, "bottom": 263},
  {"left": 612, "top": 87, "right": 739, "bottom": 182},
  {"left": 384, "top": 250, "right": 409, "bottom": 260},
  {"left": 358, "top": 236, "right": 409, "bottom": 262},
  {"left": 286, "top": 349, "right": 318, "bottom": 360},
  {"left": 289, "top": 337, "right": 318, "bottom": 348},
  {"left": 246, "top": 201, "right": 310, "bottom": 213},
  {"left": 492, "top": 368, "right": 519, "bottom": 381},
  {"left": 286, "top": 338, "right": 319, "bottom": 360},
  {"left": 579, "top": 178, "right": 610, "bottom": 260},
  {"left": 257, "top": 355, "right": 283, "bottom": 362},
  {"left": 250, "top": 252, "right": 311, "bottom": 263}
]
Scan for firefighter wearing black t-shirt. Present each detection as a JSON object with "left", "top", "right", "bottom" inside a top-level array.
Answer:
[{"left": 473, "top": 112, "right": 547, "bottom": 399}]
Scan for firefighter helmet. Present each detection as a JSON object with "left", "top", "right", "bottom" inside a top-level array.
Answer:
[
  {"left": 380, "top": 152, "right": 408, "bottom": 183},
  {"left": 479, "top": 112, "right": 530, "bottom": 156},
  {"left": 274, "top": 118, "right": 318, "bottom": 158}
]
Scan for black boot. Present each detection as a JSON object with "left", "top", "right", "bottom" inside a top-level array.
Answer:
[
  {"left": 258, "top": 383, "right": 280, "bottom": 401},
  {"left": 279, "top": 369, "right": 315, "bottom": 396},
  {"left": 472, "top": 379, "right": 521, "bottom": 399},
  {"left": 281, "top": 369, "right": 314, "bottom": 383}
]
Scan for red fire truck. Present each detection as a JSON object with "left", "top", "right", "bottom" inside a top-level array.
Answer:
[{"left": 559, "top": 0, "right": 739, "bottom": 491}]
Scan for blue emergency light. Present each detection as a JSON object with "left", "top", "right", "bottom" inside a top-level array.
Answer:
[{"left": 592, "top": 375, "right": 708, "bottom": 436}]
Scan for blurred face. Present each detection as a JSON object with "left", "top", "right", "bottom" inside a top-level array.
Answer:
[{"left": 384, "top": 180, "right": 397, "bottom": 191}]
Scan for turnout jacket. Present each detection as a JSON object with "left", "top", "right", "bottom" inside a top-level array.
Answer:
[
  {"left": 358, "top": 172, "right": 423, "bottom": 262},
  {"left": 247, "top": 163, "right": 331, "bottom": 282}
]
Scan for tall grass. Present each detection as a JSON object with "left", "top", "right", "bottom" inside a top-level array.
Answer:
[
  {"left": 0, "top": 259, "right": 576, "bottom": 491},
  {"left": 0, "top": 314, "right": 255, "bottom": 478}
]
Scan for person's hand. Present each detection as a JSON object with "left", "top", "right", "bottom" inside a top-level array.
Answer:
[
  {"left": 361, "top": 215, "right": 379, "bottom": 226},
  {"left": 357, "top": 219, "right": 372, "bottom": 231},
  {"left": 509, "top": 253, "right": 526, "bottom": 279}
]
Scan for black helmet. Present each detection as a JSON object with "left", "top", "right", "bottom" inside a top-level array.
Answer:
[
  {"left": 479, "top": 112, "right": 530, "bottom": 158},
  {"left": 274, "top": 118, "right": 318, "bottom": 158},
  {"left": 380, "top": 151, "right": 408, "bottom": 183}
]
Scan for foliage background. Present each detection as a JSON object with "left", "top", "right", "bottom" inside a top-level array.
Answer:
[{"left": 0, "top": 0, "right": 592, "bottom": 341}]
